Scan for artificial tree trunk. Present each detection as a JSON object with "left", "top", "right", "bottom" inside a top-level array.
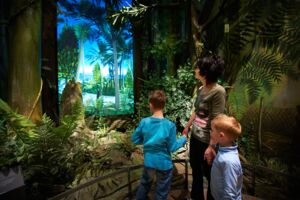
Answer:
[
  {"left": 8, "top": 0, "right": 42, "bottom": 123},
  {"left": 132, "top": 19, "right": 143, "bottom": 109},
  {"left": 112, "top": 40, "right": 120, "bottom": 109},
  {"left": 41, "top": 0, "right": 59, "bottom": 125},
  {"left": 0, "top": 0, "right": 9, "bottom": 102}
]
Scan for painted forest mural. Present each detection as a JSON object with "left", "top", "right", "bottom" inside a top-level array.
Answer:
[{"left": 57, "top": 0, "right": 134, "bottom": 116}]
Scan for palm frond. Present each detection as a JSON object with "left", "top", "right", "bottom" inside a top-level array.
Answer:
[
  {"left": 108, "top": 3, "right": 149, "bottom": 26},
  {"left": 58, "top": 0, "right": 106, "bottom": 26}
]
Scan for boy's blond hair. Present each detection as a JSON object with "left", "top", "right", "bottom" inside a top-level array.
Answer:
[
  {"left": 212, "top": 114, "right": 242, "bottom": 140},
  {"left": 149, "top": 90, "right": 167, "bottom": 109}
]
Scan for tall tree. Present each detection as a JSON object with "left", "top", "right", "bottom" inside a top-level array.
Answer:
[
  {"left": 75, "top": 22, "right": 92, "bottom": 85},
  {"left": 59, "top": 0, "right": 126, "bottom": 109},
  {"left": 117, "top": 28, "right": 132, "bottom": 89},
  {"left": 93, "top": 63, "right": 103, "bottom": 98},
  {"left": 88, "top": 21, "right": 132, "bottom": 109},
  {"left": 57, "top": 26, "right": 79, "bottom": 84},
  {"left": 7, "top": 0, "right": 43, "bottom": 122},
  {"left": 0, "top": 0, "right": 9, "bottom": 102},
  {"left": 100, "top": 23, "right": 123, "bottom": 109}
]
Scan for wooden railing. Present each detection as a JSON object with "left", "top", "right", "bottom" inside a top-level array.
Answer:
[
  {"left": 49, "top": 159, "right": 189, "bottom": 200},
  {"left": 49, "top": 159, "right": 299, "bottom": 200}
]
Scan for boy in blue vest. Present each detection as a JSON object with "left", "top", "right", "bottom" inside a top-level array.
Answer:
[
  {"left": 210, "top": 114, "right": 243, "bottom": 200},
  {"left": 131, "top": 90, "right": 187, "bottom": 200}
]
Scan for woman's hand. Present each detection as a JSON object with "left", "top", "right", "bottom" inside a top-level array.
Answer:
[
  {"left": 204, "top": 146, "right": 216, "bottom": 165},
  {"left": 182, "top": 127, "right": 189, "bottom": 136},
  {"left": 182, "top": 113, "right": 196, "bottom": 137}
]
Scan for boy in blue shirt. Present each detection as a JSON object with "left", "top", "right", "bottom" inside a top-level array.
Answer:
[
  {"left": 131, "top": 90, "right": 187, "bottom": 200},
  {"left": 210, "top": 114, "right": 243, "bottom": 200}
]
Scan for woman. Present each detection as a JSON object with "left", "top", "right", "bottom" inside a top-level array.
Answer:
[{"left": 183, "top": 55, "right": 226, "bottom": 200}]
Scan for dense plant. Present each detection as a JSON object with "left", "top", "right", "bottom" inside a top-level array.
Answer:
[
  {"left": 0, "top": 98, "right": 81, "bottom": 183},
  {"left": 57, "top": 26, "right": 79, "bottom": 83},
  {"left": 144, "top": 34, "right": 186, "bottom": 76},
  {"left": 0, "top": 99, "right": 37, "bottom": 170},
  {"left": 0, "top": 98, "right": 112, "bottom": 187},
  {"left": 1, "top": 97, "right": 142, "bottom": 199},
  {"left": 135, "top": 61, "right": 197, "bottom": 130},
  {"left": 111, "top": 130, "right": 137, "bottom": 158}
]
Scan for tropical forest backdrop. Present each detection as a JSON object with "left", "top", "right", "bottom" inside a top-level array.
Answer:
[{"left": 57, "top": 0, "right": 134, "bottom": 116}]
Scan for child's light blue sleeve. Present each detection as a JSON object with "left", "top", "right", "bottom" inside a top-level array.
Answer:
[
  {"left": 131, "top": 119, "right": 144, "bottom": 145},
  {"left": 222, "top": 162, "right": 242, "bottom": 199},
  {"left": 167, "top": 124, "right": 187, "bottom": 153}
]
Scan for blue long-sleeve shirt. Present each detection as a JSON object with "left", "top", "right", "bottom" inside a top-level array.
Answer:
[
  {"left": 211, "top": 145, "right": 243, "bottom": 200},
  {"left": 131, "top": 117, "right": 187, "bottom": 171}
]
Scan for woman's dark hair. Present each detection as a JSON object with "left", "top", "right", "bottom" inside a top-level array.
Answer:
[{"left": 194, "top": 55, "right": 225, "bottom": 84}]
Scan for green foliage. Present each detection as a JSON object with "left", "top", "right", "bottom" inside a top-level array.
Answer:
[
  {"left": 120, "top": 89, "right": 134, "bottom": 110},
  {"left": 143, "top": 34, "right": 186, "bottom": 76},
  {"left": 190, "top": 0, "right": 300, "bottom": 104},
  {"left": 58, "top": 26, "right": 78, "bottom": 50},
  {"left": 263, "top": 158, "right": 288, "bottom": 173},
  {"left": 0, "top": 98, "right": 111, "bottom": 187},
  {"left": 238, "top": 126, "right": 257, "bottom": 160},
  {"left": 145, "top": 35, "right": 184, "bottom": 64},
  {"left": 227, "top": 84, "right": 249, "bottom": 120},
  {"left": 96, "top": 97, "right": 104, "bottom": 112},
  {"left": 85, "top": 89, "right": 133, "bottom": 116},
  {"left": 237, "top": 48, "right": 298, "bottom": 104},
  {"left": 111, "top": 132, "right": 137, "bottom": 158},
  {"left": 93, "top": 63, "right": 102, "bottom": 86},
  {"left": 3, "top": 116, "right": 113, "bottom": 192},
  {"left": 278, "top": 10, "right": 300, "bottom": 65},
  {"left": 109, "top": 3, "right": 149, "bottom": 26},
  {"left": 223, "top": 0, "right": 300, "bottom": 103},
  {"left": 0, "top": 99, "right": 37, "bottom": 169},
  {"left": 125, "top": 67, "right": 133, "bottom": 88},
  {"left": 224, "top": 0, "right": 290, "bottom": 54},
  {"left": 58, "top": 48, "right": 79, "bottom": 82},
  {"left": 22, "top": 115, "right": 77, "bottom": 184},
  {"left": 74, "top": 22, "right": 92, "bottom": 42},
  {"left": 135, "top": 61, "right": 196, "bottom": 129},
  {"left": 58, "top": 26, "right": 79, "bottom": 82}
]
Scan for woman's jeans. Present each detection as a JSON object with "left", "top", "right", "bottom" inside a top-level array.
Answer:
[
  {"left": 136, "top": 167, "right": 173, "bottom": 200},
  {"left": 190, "top": 135, "right": 214, "bottom": 200}
]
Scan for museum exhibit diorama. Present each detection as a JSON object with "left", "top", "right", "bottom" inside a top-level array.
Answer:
[{"left": 0, "top": 0, "right": 300, "bottom": 199}]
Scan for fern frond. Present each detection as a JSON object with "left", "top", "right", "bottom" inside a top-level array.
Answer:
[
  {"left": 0, "top": 99, "right": 38, "bottom": 142},
  {"left": 227, "top": 0, "right": 295, "bottom": 54},
  {"left": 251, "top": 50, "right": 284, "bottom": 82},
  {"left": 240, "top": 61, "right": 273, "bottom": 95},
  {"left": 227, "top": 85, "right": 249, "bottom": 120},
  {"left": 258, "top": 2, "right": 288, "bottom": 38},
  {"left": 240, "top": 78, "right": 261, "bottom": 104},
  {"left": 278, "top": 10, "right": 300, "bottom": 64},
  {"left": 238, "top": 45, "right": 298, "bottom": 104}
]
